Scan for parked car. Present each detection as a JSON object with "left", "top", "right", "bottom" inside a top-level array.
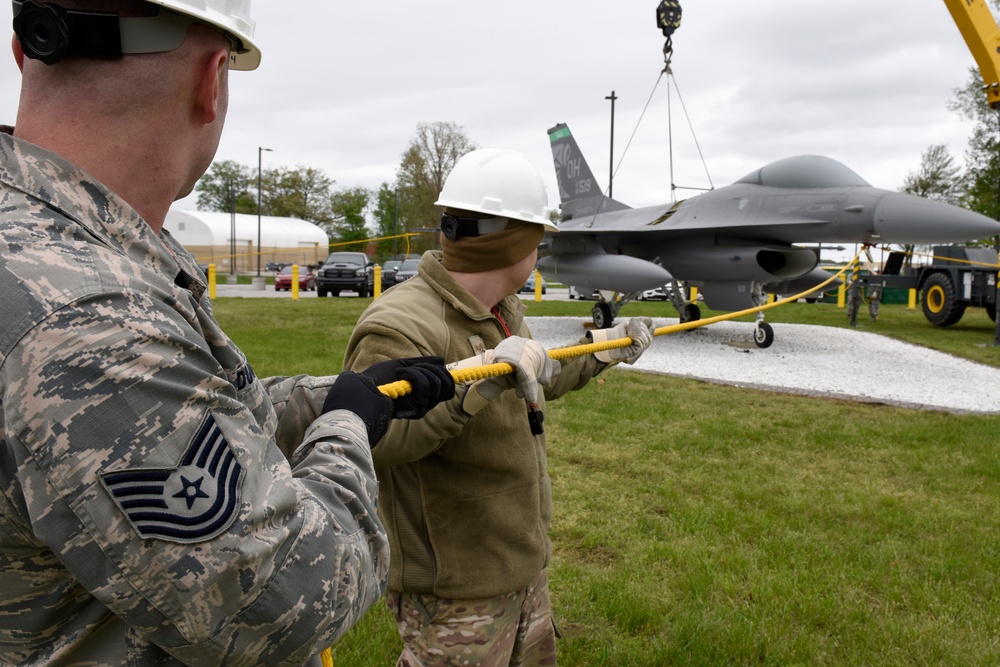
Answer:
[
  {"left": 568, "top": 285, "right": 599, "bottom": 300},
  {"left": 640, "top": 286, "right": 670, "bottom": 301},
  {"left": 393, "top": 258, "right": 421, "bottom": 285},
  {"left": 520, "top": 273, "right": 547, "bottom": 295},
  {"left": 265, "top": 261, "right": 287, "bottom": 272},
  {"left": 274, "top": 265, "right": 315, "bottom": 291},
  {"left": 380, "top": 259, "right": 402, "bottom": 290},
  {"left": 316, "top": 251, "right": 375, "bottom": 297}
]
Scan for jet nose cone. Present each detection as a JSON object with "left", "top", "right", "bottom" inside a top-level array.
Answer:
[{"left": 874, "top": 193, "right": 1000, "bottom": 244}]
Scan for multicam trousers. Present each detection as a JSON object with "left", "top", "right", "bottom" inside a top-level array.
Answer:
[{"left": 387, "top": 569, "right": 557, "bottom": 667}]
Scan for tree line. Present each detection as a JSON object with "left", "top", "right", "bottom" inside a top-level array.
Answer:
[{"left": 194, "top": 121, "right": 475, "bottom": 258}]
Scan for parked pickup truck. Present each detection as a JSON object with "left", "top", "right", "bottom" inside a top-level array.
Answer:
[{"left": 316, "top": 251, "right": 375, "bottom": 297}]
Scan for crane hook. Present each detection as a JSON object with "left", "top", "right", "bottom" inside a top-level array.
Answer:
[{"left": 656, "top": 0, "right": 682, "bottom": 72}]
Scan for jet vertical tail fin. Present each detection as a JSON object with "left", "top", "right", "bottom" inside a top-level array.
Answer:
[{"left": 548, "top": 123, "right": 631, "bottom": 221}]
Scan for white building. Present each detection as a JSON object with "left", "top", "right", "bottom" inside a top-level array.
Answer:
[{"left": 164, "top": 208, "right": 329, "bottom": 273}]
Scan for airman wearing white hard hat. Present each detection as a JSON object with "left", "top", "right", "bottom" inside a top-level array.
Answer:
[{"left": 344, "top": 148, "right": 653, "bottom": 666}]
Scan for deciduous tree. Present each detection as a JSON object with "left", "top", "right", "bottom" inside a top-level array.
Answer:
[
  {"left": 195, "top": 160, "right": 256, "bottom": 213},
  {"left": 329, "top": 186, "right": 372, "bottom": 252},
  {"left": 901, "top": 144, "right": 963, "bottom": 204},
  {"left": 266, "top": 166, "right": 336, "bottom": 225},
  {"left": 395, "top": 121, "right": 477, "bottom": 254}
]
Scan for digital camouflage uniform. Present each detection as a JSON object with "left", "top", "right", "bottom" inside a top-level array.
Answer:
[
  {"left": 847, "top": 277, "right": 882, "bottom": 324},
  {"left": 0, "top": 129, "right": 388, "bottom": 665}
]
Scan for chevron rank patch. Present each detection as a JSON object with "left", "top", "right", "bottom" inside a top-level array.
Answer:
[{"left": 100, "top": 413, "right": 244, "bottom": 543}]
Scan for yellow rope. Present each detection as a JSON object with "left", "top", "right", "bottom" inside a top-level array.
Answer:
[{"left": 376, "top": 254, "right": 860, "bottom": 397}]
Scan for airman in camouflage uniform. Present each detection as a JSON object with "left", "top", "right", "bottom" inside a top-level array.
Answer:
[
  {"left": 0, "top": 1, "right": 453, "bottom": 664},
  {"left": 344, "top": 149, "right": 654, "bottom": 666}
]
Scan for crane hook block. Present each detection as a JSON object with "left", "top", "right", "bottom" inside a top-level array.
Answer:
[{"left": 656, "top": 0, "right": 682, "bottom": 38}]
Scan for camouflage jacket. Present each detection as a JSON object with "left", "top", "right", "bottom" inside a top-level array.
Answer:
[
  {"left": 0, "top": 131, "right": 388, "bottom": 665},
  {"left": 343, "top": 251, "right": 601, "bottom": 599}
]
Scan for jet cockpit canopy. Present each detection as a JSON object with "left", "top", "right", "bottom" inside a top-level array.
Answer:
[{"left": 737, "top": 155, "right": 871, "bottom": 189}]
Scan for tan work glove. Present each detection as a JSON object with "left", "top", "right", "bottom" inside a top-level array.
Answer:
[
  {"left": 452, "top": 336, "right": 556, "bottom": 416},
  {"left": 586, "top": 316, "right": 654, "bottom": 365}
]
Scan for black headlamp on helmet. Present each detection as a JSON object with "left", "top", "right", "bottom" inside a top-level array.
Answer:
[
  {"left": 10, "top": 0, "right": 263, "bottom": 69},
  {"left": 440, "top": 214, "right": 510, "bottom": 241},
  {"left": 12, "top": 0, "right": 195, "bottom": 65}
]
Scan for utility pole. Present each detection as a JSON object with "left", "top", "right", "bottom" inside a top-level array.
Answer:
[
  {"left": 228, "top": 179, "right": 236, "bottom": 275},
  {"left": 605, "top": 90, "right": 617, "bottom": 198},
  {"left": 257, "top": 146, "right": 272, "bottom": 277}
]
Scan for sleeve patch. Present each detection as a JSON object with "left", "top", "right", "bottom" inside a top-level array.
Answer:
[{"left": 99, "top": 414, "right": 244, "bottom": 543}]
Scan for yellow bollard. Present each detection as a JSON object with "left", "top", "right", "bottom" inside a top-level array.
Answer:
[
  {"left": 291, "top": 264, "right": 299, "bottom": 300},
  {"left": 690, "top": 286, "right": 699, "bottom": 302},
  {"left": 533, "top": 269, "right": 542, "bottom": 302},
  {"left": 837, "top": 283, "right": 846, "bottom": 308},
  {"left": 208, "top": 263, "right": 216, "bottom": 300},
  {"left": 908, "top": 288, "right": 917, "bottom": 310},
  {"left": 767, "top": 293, "right": 775, "bottom": 304},
  {"left": 374, "top": 265, "right": 382, "bottom": 298}
]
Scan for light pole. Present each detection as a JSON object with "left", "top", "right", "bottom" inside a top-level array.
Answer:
[{"left": 257, "top": 146, "right": 272, "bottom": 276}]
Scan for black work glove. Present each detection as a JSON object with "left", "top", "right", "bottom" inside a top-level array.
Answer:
[
  {"left": 358, "top": 356, "right": 456, "bottom": 419},
  {"left": 321, "top": 372, "right": 393, "bottom": 448},
  {"left": 322, "top": 357, "right": 455, "bottom": 447}
]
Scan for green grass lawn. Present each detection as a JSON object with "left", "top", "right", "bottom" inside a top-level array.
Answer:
[{"left": 213, "top": 297, "right": 1000, "bottom": 666}]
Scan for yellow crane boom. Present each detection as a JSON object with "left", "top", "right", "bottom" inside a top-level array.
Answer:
[{"left": 943, "top": 0, "right": 1000, "bottom": 108}]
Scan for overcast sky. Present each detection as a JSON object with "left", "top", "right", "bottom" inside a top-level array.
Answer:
[{"left": 0, "top": 0, "right": 984, "bottom": 215}]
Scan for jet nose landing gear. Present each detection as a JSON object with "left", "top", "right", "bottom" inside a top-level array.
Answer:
[
  {"left": 753, "top": 321, "right": 774, "bottom": 348},
  {"left": 752, "top": 284, "right": 774, "bottom": 348}
]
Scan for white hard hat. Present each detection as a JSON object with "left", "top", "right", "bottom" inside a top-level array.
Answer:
[
  {"left": 435, "top": 149, "right": 558, "bottom": 231},
  {"left": 147, "top": 0, "right": 260, "bottom": 70}
]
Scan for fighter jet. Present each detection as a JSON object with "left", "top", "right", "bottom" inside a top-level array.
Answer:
[{"left": 538, "top": 123, "right": 1000, "bottom": 346}]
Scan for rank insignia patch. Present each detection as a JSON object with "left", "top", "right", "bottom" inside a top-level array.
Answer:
[{"left": 100, "top": 414, "right": 244, "bottom": 542}]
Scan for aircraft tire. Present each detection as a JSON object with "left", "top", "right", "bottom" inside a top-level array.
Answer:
[
  {"left": 921, "top": 273, "right": 966, "bottom": 327},
  {"left": 754, "top": 322, "right": 774, "bottom": 349},
  {"left": 592, "top": 302, "right": 613, "bottom": 329},
  {"left": 680, "top": 303, "right": 701, "bottom": 323}
]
